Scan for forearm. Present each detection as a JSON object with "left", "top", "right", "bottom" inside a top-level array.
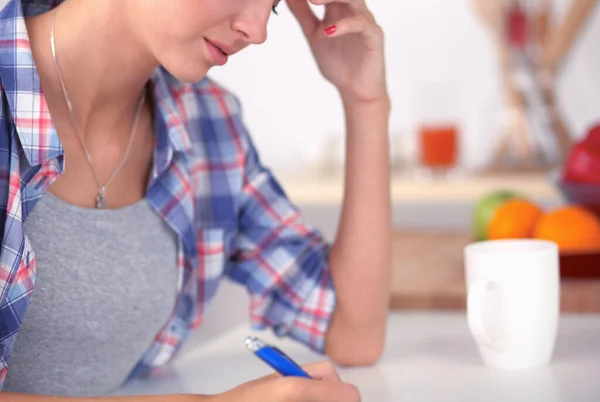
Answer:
[
  {"left": 324, "top": 97, "right": 392, "bottom": 366},
  {"left": 1, "top": 393, "right": 204, "bottom": 402}
]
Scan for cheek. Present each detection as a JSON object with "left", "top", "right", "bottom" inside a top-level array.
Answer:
[{"left": 154, "top": 0, "right": 227, "bottom": 39}]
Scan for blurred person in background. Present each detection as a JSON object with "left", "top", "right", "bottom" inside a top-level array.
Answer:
[{"left": 0, "top": 0, "right": 391, "bottom": 400}]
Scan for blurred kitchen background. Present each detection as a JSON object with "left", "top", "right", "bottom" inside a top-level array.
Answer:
[
  {"left": 191, "top": 0, "right": 600, "bottom": 345},
  {"left": 208, "top": 0, "right": 599, "bottom": 235}
]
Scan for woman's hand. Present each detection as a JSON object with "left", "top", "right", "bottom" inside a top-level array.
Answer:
[
  {"left": 287, "top": 0, "right": 387, "bottom": 105},
  {"left": 2, "top": 363, "right": 358, "bottom": 402},
  {"left": 211, "top": 361, "right": 360, "bottom": 402}
]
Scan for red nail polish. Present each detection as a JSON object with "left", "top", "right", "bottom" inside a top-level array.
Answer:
[{"left": 325, "top": 25, "right": 337, "bottom": 35}]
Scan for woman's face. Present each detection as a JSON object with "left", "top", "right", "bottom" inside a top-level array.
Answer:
[{"left": 130, "top": 0, "right": 280, "bottom": 83}]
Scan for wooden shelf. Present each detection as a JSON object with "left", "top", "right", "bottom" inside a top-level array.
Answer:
[{"left": 279, "top": 172, "right": 562, "bottom": 205}]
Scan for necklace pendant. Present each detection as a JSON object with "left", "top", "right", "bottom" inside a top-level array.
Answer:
[{"left": 95, "top": 187, "right": 106, "bottom": 209}]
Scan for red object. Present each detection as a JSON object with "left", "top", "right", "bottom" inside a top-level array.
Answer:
[
  {"left": 325, "top": 25, "right": 337, "bottom": 35},
  {"left": 563, "top": 123, "right": 600, "bottom": 184},
  {"left": 558, "top": 126, "right": 600, "bottom": 279},
  {"left": 419, "top": 124, "right": 458, "bottom": 168},
  {"left": 507, "top": 2, "right": 528, "bottom": 48},
  {"left": 560, "top": 251, "right": 600, "bottom": 279}
]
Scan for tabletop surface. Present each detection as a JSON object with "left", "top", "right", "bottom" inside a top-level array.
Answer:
[{"left": 114, "top": 312, "right": 600, "bottom": 401}]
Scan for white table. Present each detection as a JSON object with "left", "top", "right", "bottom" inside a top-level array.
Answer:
[{"left": 113, "top": 312, "right": 600, "bottom": 401}]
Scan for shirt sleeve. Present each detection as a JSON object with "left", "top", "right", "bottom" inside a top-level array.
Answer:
[{"left": 225, "top": 113, "right": 336, "bottom": 353}]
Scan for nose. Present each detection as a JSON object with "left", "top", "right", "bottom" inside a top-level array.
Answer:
[{"left": 231, "top": 8, "right": 269, "bottom": 45}]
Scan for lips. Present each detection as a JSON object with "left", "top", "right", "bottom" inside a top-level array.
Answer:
[
  {"left": 205, "top": 38, "right": 229, "bottom": 56},
  {"left": 205, "top": 38, "right": 236, "bottom": 55},
  {"left": 204, "top": 39, "right": 228, "bottom": 66}
]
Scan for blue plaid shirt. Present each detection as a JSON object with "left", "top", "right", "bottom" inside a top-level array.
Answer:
[{"left": 0, "top": 0, "right": 335, "bottom": 388}]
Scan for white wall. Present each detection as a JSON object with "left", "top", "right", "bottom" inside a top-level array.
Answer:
[
  {"left": 5, "top": 0, "right": 597, "bottom": 172},
  {"left": 209, "top": 0, "right": 600, "bottom": 174}
]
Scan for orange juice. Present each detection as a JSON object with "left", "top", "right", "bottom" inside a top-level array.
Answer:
[{"left": 419, "top": 124, "right": 458, "bottom": 168}]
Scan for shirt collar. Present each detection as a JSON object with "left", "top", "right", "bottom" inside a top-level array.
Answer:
[
  {"left": 0, "top": 0, "right": 62, "bottom": 166},
  {"left": 0, "top": 0, "right": 191, "bottom": 168},
  {"left": 150, "top": 69, "right": 193, "bottom": 153}
]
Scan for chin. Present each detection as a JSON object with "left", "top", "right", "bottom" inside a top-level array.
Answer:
[
  {"left": 161, "top": 57, "right": 211, "bottom": 84},
  {"left": 169, "top": 66, "right": 211, "bottom": 84}
]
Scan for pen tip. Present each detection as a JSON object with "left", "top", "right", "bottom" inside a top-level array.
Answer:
[{"left": 245, "top": 336, "right": 264, "bottom": 352}]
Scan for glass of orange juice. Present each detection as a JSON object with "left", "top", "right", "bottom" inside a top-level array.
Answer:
[{"left": 418, "top": 123, "right": 460, "bottom": 177}]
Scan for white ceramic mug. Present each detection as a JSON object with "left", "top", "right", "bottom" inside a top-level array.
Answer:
[{"left": 464, "top": 239, "right": 560, "bottom": 370}]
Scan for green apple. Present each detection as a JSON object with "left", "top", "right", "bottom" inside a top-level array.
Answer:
[{"left": 472, "top": 190, "right": 522, "bottom": 241}]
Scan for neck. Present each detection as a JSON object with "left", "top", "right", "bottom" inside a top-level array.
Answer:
[{"left": 27, "top": 0, "right": 156, "bottom": 137}]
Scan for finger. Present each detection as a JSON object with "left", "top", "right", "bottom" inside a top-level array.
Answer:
[
  {"left": 310, "top": 0, "right": 367, "bottom": 12},
  {"left": 324, "top": 15, "right": 383, "bottom": 44},
  {"left": 296, "top": 378, "right": 361, "bottom": 402},
  {"left": 302, "top": 361, "right": 341, "bottom": 381},
  {"left": 287, "top": 0, "right": 320, "bottom": 36}
]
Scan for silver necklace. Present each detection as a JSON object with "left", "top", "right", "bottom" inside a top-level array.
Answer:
[{"left": 50, "top": 7, "right": 146, "bottom": 209}]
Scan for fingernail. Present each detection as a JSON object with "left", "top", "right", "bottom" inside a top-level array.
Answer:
[{"left": 325, "top": 25, "right": 337, "bottom": 35}]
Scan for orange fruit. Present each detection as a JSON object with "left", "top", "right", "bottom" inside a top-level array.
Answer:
[
  {"left": 487, "top": 199, "right": 544, "bottom": 240},
  {"left": 533, "top": 206, "right": 600, "bottom": 253}
]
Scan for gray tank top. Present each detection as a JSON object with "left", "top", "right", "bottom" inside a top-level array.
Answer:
[{"left": 4, "top": 193, "right": 179, "bottom": 397}]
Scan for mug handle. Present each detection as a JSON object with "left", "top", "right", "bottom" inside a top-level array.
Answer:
[{"left": 467, "top": 281, "right": 501, "bottom": 350}]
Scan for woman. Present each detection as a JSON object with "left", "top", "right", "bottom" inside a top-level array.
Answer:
[{"left": 0, "top": 0, "right": 391, "bottom": 400}]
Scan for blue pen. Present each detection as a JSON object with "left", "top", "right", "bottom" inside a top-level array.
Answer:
[{"left": 245, "top": 336, "right": 312, "bottom": 378}]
